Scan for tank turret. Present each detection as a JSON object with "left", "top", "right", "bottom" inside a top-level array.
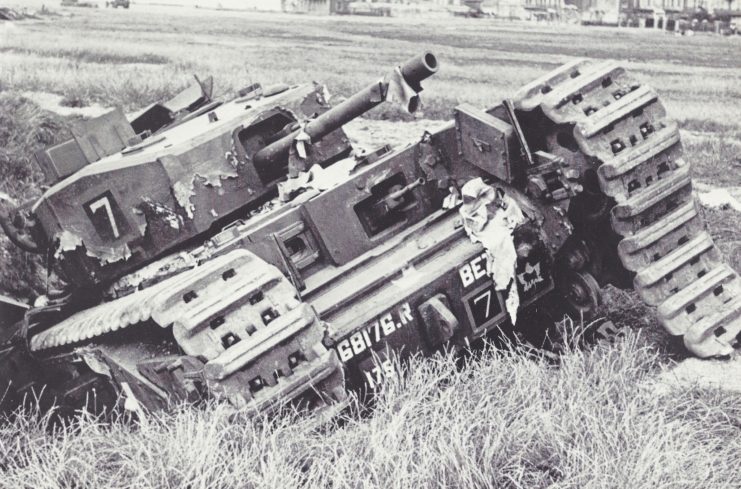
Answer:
[{"left": 13, "top": 53, "right": 438, "bottom": 289}]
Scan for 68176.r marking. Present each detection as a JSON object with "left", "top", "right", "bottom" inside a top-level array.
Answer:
[{"left": 335, "top": 302, "right": 413, "bottom": 362}]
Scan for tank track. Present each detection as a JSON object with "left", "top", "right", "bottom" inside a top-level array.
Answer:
[
  {"left": 30, "top": 249, "right": 347, "bottom": 412},
  {"left": 514, "top": 60, "right": 740, "bottom": 358}
]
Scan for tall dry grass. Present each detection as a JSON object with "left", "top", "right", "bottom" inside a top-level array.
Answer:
[
  {"left": 0, "top": 94, "right": 72, "bottom": 298},
  {"left": 1, "top": 333, "right": 739, "bottom": 489}
]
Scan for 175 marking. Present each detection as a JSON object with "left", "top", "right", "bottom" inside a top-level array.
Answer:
[{"left": 363, "top": 358, "right": 397, "bottom": 389}]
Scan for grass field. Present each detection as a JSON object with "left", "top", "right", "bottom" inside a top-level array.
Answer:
[
  {"left": 0, "top": 5, "right": 740, "bottom": 488},
  {"left": 2, "top": 336, "right": 740, "bottom": 489},
  {"left": 1, "top": 7, "right": 740, "bottom": 126}
]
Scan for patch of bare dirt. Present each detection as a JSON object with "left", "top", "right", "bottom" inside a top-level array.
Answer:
[
  {"left": 20, "top": 91, "right": 110, "bottom": 118},
  {"left": 695, "top": 182, "right": 741, "bottom": 213},
  {"left": 654, "top": 356, "right": 741, "bottom": 394}
]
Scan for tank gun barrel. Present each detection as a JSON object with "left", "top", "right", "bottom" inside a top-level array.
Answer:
[{"left": 253, "top": 52, "right": 438, "bottom": 168}]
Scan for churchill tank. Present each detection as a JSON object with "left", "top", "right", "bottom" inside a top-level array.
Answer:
[{"left": 0, "top": 52, "right": 739, "bottom": 416}]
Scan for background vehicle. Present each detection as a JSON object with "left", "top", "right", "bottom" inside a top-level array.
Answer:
[
  {"left": 106, "top": 0, "right": 130, "bottom": 8},
  {"left": 60, "top": 0, "right": 100, "bottom": 8}
]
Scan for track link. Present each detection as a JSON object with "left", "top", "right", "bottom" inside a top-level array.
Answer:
[
  {"left": 514, "top": 60, "right": 740, "bottom": 357},
  {"left": 30, "top": 249, "right": 347, "bottom": 412}
]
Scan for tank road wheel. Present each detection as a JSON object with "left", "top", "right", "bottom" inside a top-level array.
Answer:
[
  {"left": 513, "top": 60, "right": 740, "bottom": 358},
  {"left": 561, "top": 270, "right": 602, "bottom": 321}
]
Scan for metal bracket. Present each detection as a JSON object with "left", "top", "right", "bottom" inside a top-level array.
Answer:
[
  {"left": 471, "top": 137, "right": 491, "bottom": 153},
  {"left": 418, "top": 294, "right": 458, "bottom": 347},
  {"left": 503, "top": 99, "right": 534, "bottom": 167}
]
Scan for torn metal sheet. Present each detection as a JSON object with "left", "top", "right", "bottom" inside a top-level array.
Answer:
[
  {"left": 140, "top": 198, "right": 184, "bottom": 230},
  {"left": 170, "top": 150, "right": 240, "bottom": 220},
  {"left": 310, "top": 158, "right": 357, "bottom": 191},
  {"left": 54, "top": 229, "right": 131, "bottom": 265},
  {"left": 172, "top": 181, "right": 196, "bottom": 219},
  {"left": 224, "top": 150, "right": 240, "bottom": 169},
  {"left": 278, "top": 157, "right": 358, "bottom": 202},
  {"left": 174, "top": 163, "right": 242, "bottom": 207},
  {"left": 77, "top": 348, "right": 113, "bottom": 378},
  {"left": 278, "top": 171, "right": 313, "bottom": 202},
  {"left": 197, "top": 169, "right": 239, "bottom": 188},
  {"left": 87, "top": 242, "right": 133, "bottom": 265},
  {"left": 384, "top": 66, "right": 420, "bottom": 113},
  {"left": 442, "top": 187, "right": 462, "bottom": 209},
  {"left": 459, "top": 178, "right": 526, "bottom": 324},
  {"left": 55, "top": 230, "right": 84, "bottom": 258},
  {"left": 321, "top": 85, "right": 332, "bottom": 106},
  {"left": 294, "top": 125, "right": 311, "bottom": 160},
  {"left": 121, "top": 382, "right": 148, "bottom": 421}
]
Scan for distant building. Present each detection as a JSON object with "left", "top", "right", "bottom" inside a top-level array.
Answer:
[
  {"left": 439, "top": 0, "right": 585, "bottom": 19},
  {"left": 283, "top": 0, "right": 338, "bottom": 14},
  {"left": 242, "top": 0, "right": 282, "bottom": 9},
  {"left": 565, "top": 0, "right": 620, "bottom": 23},
  {"left": 283, "top": 0, "right": 406, "bottom": 15},
  {"left": 192, "top": 0, "right": 282, "bottom": 10},
  {"left": 523, "top": 0, "right": 565, "bottom": 9},
  {"left": 332, "top": 0, "right": 734, "bottom": 22},
  {"left": 480, "top": 0, "right": 529, "bottom": 18},
  {"left": 618, "top": 0, "right": 732, "bottom": 28},
  {"left": 521, "top": 0, "right": 584, "bottom": 21}
]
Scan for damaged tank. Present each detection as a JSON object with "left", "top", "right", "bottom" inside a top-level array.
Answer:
[{"left": 0, "top": 52, "right": 739, "bottom": 417}]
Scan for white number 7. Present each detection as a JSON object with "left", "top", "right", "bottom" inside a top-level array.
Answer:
[
  {"left": 89, "top": 196, "right": 120, "bottom": 238},
  {"left": 473, "top": 289, "right": 492, "bottom": 319}
]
